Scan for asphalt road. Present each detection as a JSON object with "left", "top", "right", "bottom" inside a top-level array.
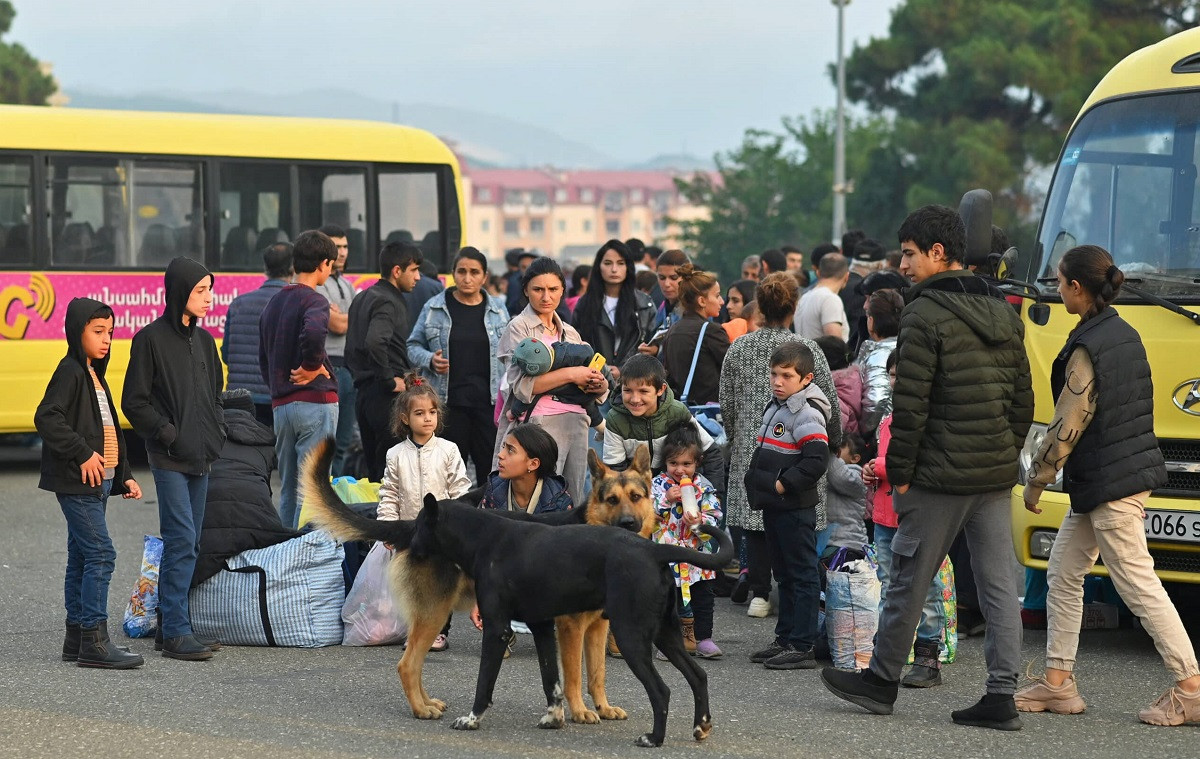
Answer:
[{"left": 1, "top": 445, "right": 1197, "bottom": 758}]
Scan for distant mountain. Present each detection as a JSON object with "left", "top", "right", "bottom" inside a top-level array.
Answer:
[
  {"left": 66, "top": 88, "right": 619, "bottom": 169},
  {"left": 627, "top": 153, "right": 715, "bottom": 172}
]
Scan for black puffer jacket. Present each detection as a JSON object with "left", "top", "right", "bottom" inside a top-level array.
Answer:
[
  {"left": 886, "top": 269, "right": 1033, "bottom": 494},
  {"left": 192, "top": 408, "right": 298, "bottom": 586},
  {"left": 35, "top": 297, "right": 133, "bottom": 495}
]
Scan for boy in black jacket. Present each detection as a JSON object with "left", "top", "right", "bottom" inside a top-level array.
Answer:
[
  {"left": 36, "top": 297, "right": 144, "bottom": 669},
  {"left": 123, "top": 256, "right": 226, "bottom": 662},
  {"left": 745, "top": 342, "right": 831, "bottom": 671}
]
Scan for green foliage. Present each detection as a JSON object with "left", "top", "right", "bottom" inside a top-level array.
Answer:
[
  {"left": 674, "top": 112, "right": 910, "bottom": 282},
  {"left": 0, "top": 2, "right": 57, "bottom": 106},
  {"left": 843, "top": 0, "right": 1194, "bottom": 237}
]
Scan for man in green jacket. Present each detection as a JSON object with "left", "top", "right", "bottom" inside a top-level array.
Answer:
[{"left": 822, "top": 205, "right": 1034, "bottom": 730}]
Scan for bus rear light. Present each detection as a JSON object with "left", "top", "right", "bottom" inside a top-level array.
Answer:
[{"left": 1030, "top": 530, "right": 1057, "bottom": 559}]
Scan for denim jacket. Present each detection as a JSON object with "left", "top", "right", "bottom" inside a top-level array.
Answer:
[{"left": 407, "top": 289, "right": 509, "bottom": 404}]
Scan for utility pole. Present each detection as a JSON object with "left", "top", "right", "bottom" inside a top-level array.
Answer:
[{"left": 832, "top": 0, "right": 850, "bottom": 244}]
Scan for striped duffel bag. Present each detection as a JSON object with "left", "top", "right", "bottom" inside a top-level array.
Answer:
[{"left": 189, "top": 530, "right": 345, "bottom": 647}]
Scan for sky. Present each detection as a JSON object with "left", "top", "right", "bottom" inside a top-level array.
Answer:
[{"left": 12, "top": 0, "right": 903, "bottom": 164}]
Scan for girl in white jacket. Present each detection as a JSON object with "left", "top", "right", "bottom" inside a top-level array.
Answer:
[{"left": 377, "top": 374, "right": 471, "bottom": 651}]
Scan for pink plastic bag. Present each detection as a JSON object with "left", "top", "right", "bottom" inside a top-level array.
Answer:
[{"left": 341, "top": 542, "right": 407, "bottom": 646}]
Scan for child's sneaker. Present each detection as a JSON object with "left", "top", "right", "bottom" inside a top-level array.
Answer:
[
  {"left": 696, "top": 639, "right": 723, "bottom": 659},
  {"left": 430, "top": 634, "right": 449, "bottom": 652},
  {"left": 1139, "top": 685, "right": 1200, "bottom": 726},
  {"left": 1014, "top": 673, "right": 1086, "bottom": 714},
  {"left": 747, "top": 597, "right": 771, "bottom": 618},
  {"left": 763, "top": 645, "right": 817, "bottom": 670}
]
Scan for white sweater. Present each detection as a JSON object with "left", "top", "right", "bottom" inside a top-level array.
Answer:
[{"left": 377, "top": 436, "right": 471, "bottom": 521}]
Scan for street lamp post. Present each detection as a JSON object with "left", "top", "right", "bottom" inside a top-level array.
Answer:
[{"left": 832, "top": 0, "right": 850, "bottom": 244}]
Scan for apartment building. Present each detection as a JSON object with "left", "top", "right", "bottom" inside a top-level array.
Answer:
[{"left": 463, "top": 166, "right": 714, "bottom": 269}]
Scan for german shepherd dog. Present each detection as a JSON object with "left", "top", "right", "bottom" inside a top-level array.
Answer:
[
  {"left": 301, "top": 440, "right": 659, "bottom": 729},
  {"left": 303, "top": 445, "right": 732, "bottom": 747}
]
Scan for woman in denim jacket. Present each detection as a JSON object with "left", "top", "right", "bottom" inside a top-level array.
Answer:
[{"left": 408, "top": 247, "right": 509, "bottom": 485}]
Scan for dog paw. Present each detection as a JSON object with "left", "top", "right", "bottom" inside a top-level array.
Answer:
[
  {"left": 570, "top": 708, "right": 600, "bottom": 724},
  {"left": 412, "top": 705, "right": 444, "bottom": 720},
  {"left": 597, "top": 705, "right": 628, "bottom": 721},
  {"left": 693, "top": 716, "right": 713, "bottom": 741},
  {"left": 427, "top": 698, "right": 447, "bottom": 713},
  {"left": 451, "top": 714, "right": 480, "bottom": 730},
  {"left": 537, "top": 712, "right": 565, "bottom": 730},
  {"left": 634, "top": 733, "right": 662, "bottom": 748}
]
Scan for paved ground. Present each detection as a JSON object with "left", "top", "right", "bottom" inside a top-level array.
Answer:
[{"left": 1, "top": 445, "right": 1197, "bottom": 758}]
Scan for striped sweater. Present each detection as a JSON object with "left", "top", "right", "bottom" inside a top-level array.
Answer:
[{"left": 744, "top": 382, "right": 831, "bottom": 512}]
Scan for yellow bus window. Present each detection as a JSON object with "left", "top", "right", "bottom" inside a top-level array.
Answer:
[
  {"left": 0, "top": 157, "right": 32, "bottom": 266},
  {"left": 218, "top": 161, "right": 293, "bottom": 271},
  {"left": 299, "top": 166, "right": 367, "bottom": 271},
  {"left": 378, "top": 170, "right": 441, "bottom": 267}
]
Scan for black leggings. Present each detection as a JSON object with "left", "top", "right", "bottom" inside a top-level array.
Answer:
[
  {"left": 444, "top": 404, "right": 498, "bottom": 486},
  {"left": 743, "top": 528, "right": 774, "bottom": 600},
  {"left": 678, "top": 580, "right": 715, "bottom": 640}
]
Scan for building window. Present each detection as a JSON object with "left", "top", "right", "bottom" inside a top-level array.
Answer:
[
  {"left": 554, "top": 188, "right": 568, "bottom": 203},
  {"left": 582, "top": 219, "right": 592, "bottom": 232},
  {"left": 504, "top": 218, "right": 520, "bottom": 237},
  {"left": 653, "top": 217, "right": 668, "bottom": 233},
  {"left": 557, "top": 219, "right": 566, "bottom": 232},
  {"left": 530, "top": 190, "right": 548, "bottom": 207},
  {"left": 652, "top": 190, "right": 672, "bottom": 212},
  {"left": 630, "top": 188, "right": 644, "bottom": 203},
  {"left": 504, "top": 190, "right": 523, "bottom": 205},
  {"left": 477, "top": 187, "right": 492, "bottom": 203},
  {"left": 481, "top": 219, "right": 490, "bottom": 233},
  {"left": 530, "top": 218, "right": 545, "bottom": 236},
  {"left": 580, "top": 188, "right": 595, "bottom": 203},
  {"left": 632, "top": 219, "right": 642, "bottom": 233},
  {"left": 604, "top": 191, "right": 624, "bottom": 213},
  {"left": 605, "top": 219, "right": 620, "bottom": 235}
]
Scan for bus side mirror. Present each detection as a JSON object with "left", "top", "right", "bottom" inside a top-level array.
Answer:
[
  {"left": 1028, "top": 303, "right": 1051, "bottom": 326},
  {"left": 996, "top": 246, "right": 1018, "bottom": 280}
]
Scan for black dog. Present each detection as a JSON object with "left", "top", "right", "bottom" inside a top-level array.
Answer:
[{"left": 310, "top": 487, "right": 733, "bottom": 747}]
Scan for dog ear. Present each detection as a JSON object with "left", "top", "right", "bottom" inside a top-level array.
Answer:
[
  {"left": 587, "top": 447, "right": 608, "bottom": 481},
  {"left": 631, "top": 443, "right": 651, "bottom": 478},
  {"left": 423, "top": 493, "right": 440, "bottom": 525}
]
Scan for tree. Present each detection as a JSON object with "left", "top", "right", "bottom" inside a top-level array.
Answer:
[
  {"left": 842, "top": 0, "right": 1197, "bottom": 234},
  {"left": 674, "top": 111, "right": 910, "bottom": 282},
  {"left": 0, "top": 2, "right": 57, "bottom": 105}
]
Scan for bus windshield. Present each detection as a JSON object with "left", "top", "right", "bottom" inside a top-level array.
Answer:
[{"left": 1035, "top": 91, "right": 1200, "bottom": 300}]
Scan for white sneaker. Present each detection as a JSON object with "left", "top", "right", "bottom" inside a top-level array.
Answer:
[
  {"left": 747, "top": 597, "right": 771, "bottom": 618},
  {"left": 510, "top": 620, "right": 532, "bottom": 635}
]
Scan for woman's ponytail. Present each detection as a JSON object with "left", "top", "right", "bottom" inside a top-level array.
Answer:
[{"left": 1059, "top": 244, "right": 1123, "bottom": 323}]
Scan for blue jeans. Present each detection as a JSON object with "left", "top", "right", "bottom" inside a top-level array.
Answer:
[
  {"left": 331, "top": 365, "right": 358, "bottom": 478},
  {"left": 874, "top": 523, "right": 945, "bottom": 644},
  {"left": 152, "top": 468, "right": 208, "bottom": 638},
  {"left": 763, "top": 507, "right": 820, "bottom": 651},
  {"left": 274, "top": 401, "right": 339, "bottom": 529},
  {"left": 58, "top": 479, "right": 116, "bottom": 627}
]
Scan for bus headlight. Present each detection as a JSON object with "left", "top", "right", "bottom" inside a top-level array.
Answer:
[
  {"left": 1018, "top": 423, "right": 1063, "bottom": 491},
  {"left": 1030, "top": 530, "right": 1057, "bottom": 559}
]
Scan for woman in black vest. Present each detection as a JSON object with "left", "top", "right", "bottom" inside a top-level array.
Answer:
[
  {"left": 1018, "top": 244, "right": 1199, "bottom": 726},
  {"left": 570, "top": 239, "right": 655, "bottom": 380}
]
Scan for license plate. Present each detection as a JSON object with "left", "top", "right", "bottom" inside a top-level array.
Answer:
[{"left": 1144, "top": 509, "right": 1200, "bottom": 544}]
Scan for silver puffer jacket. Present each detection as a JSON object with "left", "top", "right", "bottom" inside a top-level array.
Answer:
[{"left": 853, "top": 336, "right": 896, "bottom": 438}]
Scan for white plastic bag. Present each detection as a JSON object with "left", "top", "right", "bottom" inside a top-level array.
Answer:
[
  {"left": 825, "top": 558, "right": 881, "bottom": 670},
  {"left": 341, "top": 541, "right": 407, "bottom": 646}
]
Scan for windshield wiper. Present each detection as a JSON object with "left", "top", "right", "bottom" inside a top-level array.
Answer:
[{"left": 1035, "top": 277, "right": 1200, "bottom": 325}]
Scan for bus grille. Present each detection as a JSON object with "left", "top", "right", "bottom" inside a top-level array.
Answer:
[
  {"left": 1098, "top": 550, "right": 1200, "bottom": 575},
  {"left": 1156, "top": 439, "right": 1200, "bottom": 498}
]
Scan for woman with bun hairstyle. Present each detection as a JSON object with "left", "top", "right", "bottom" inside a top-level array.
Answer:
[
  {"left": 660, "top": 264, "right": 729, "bottom": 405},
  {"left": 1018, "top": 245, "right": 1198, "bottom": 726},
  {"left": 571, "top": 239, "right": 656, "bottom": 378}
]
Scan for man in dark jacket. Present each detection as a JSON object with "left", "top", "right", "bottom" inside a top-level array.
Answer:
[
  {"left": 123, "top": 256, "right": 227, "bottom": 661},
  {"left": 221, "top": 242, "right": 292, "bottom": 425},
  {"left": 822, "top": 205, "right": 1034, "bottom": 729},
  {"left": 346, "top": 241, "right": 422, "bottom": 480}
]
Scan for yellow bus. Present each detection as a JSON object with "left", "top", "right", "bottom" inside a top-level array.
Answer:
[
  {"left": 1010, "top": 29, "right": 1200, "bottom": 583},
  {"left": 0, "top": 105, "right": 465, "bottom": 434}
]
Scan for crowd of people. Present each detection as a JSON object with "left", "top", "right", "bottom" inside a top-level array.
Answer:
[{"left": 33, "top": 208, "right": 1200, "bottom": 729}]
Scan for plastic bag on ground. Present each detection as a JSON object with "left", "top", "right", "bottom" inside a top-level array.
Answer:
[
  {"left": 341, "top": 541, "right": 407, "bottom": 646},
  {"left": 825, "top": 558, "right": 882, "bottom": 670},
  {"left": 123, "top": 535, "right": 163, "bottom": 638}
]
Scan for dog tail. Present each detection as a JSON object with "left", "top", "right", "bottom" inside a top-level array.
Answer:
[
  {"left": 301, "top": 438, "right": 415, "bottom": 549},
  {"left": 650, "top": 525, "right": 735, "bottom": 571}
]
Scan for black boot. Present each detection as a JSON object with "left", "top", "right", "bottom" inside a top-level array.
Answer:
[
  {"left": 902, "top": 640, "right": 942, "bottom": 688},
  {"left": 161, "top": 634, "right": 213, "bottom": 661},
  {"left": 62, "top": 621, "right": 81, "bottom": 662},
  {"left": 820, "top": 667, "right": 898, "bottom": 715},
  {"left": 77, "top": 621, "right": 144, "bottom": 669},
  {"left": 951, "top": 693, "right": 1023, "bottom": 731},
  {"left": 155, "top": 608, "right": 221, "bottom": 651}
]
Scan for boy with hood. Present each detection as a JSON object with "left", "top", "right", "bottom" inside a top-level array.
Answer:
[
  {"left": 36, "top": 297, "right": 144, "bottom": 669},
  {"left": 821, "top": 205, "right": 1033, "bottom": 729},
  {"left": 123, "top": 256, "right": 227, "bottom": 661}
]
